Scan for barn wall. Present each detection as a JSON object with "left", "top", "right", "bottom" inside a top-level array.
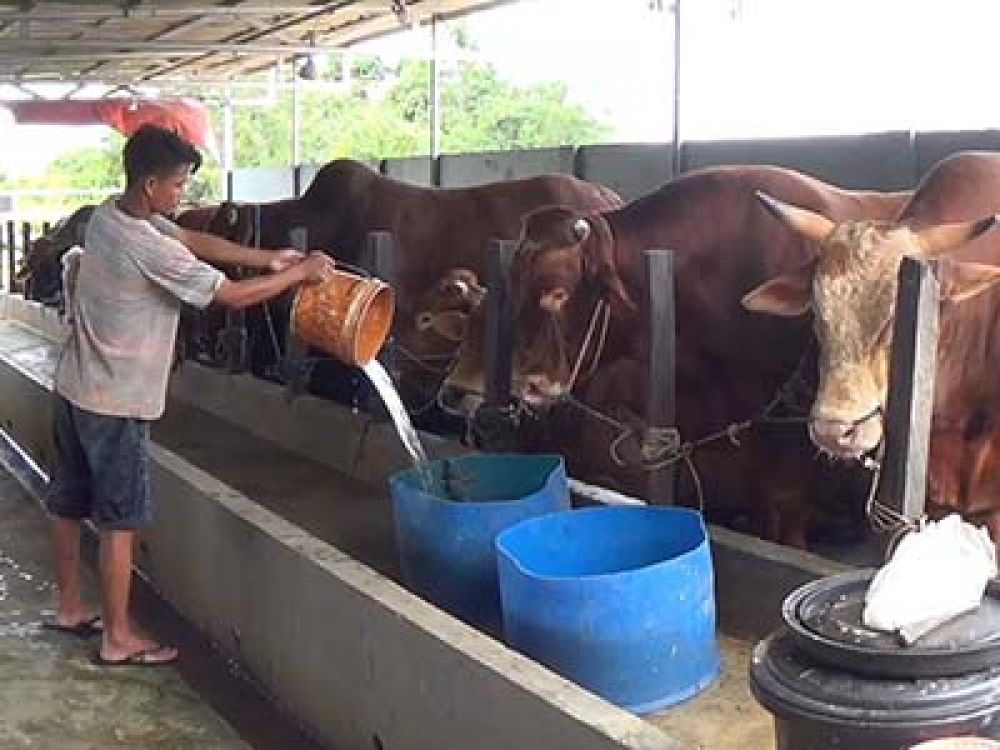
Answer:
[
  {"left": 680, "top": 131, "right": 917, "bottom": 191},
  {"left": 230, "top": 166, "right": 296, "bottom": 202},
  {"left": 914, "top": 129, "right": 1000, "bottom": 181},
  {"left": 228, "top": 129, "right": 1000, "bottom": 207},
  {"left": 383, "top": 156, "right": 436, "bottom": 187},
  {"left": 575, "top": 144, "right": 675, "bottom": 202},
  {"left": 438, "top": 146, "right": 577, "bottom": 187}
]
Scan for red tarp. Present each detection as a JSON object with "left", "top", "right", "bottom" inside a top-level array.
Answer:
[{"left": 4, "top": 98, "right": 214, "bottom": 149}]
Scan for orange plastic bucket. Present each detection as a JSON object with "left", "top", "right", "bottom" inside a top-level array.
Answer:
[{"left": 290, "top": 269, "right": 395, "bottom": 367}]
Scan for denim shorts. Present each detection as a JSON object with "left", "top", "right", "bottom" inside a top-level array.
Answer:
[{"left": 45, "top": 394, "right": 153, "bottom": 530}]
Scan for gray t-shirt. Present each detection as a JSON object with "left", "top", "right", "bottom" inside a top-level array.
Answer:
[{"left": 54, "top": 197, "right": 226, "bottom": 420}]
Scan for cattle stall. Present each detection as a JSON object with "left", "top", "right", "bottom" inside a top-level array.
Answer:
[{"left": 0, "top": 290, "right": 864, "bottom": 750}]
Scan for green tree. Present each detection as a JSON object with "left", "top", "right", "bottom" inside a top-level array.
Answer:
[{"left": 16, "top": 41, "right": 612, "bottom": 211}]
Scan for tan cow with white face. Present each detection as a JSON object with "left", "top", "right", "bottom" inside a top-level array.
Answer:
[{"left": 744, "top": 193, "right": 999, "bottom": 460}]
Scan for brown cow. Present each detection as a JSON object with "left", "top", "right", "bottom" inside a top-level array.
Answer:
[
  {"left": 196, "top": 159, "right": 622, "bottom": 404},
  {"left": 743, "top": 151, "right": 1000, "bottom": 540},
  {"left": 442, "top": 165, "right": 911, "bottom": 546}
]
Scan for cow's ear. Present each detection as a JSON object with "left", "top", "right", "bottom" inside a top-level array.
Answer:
[
  {"left": 742, "top": 261, "right": 815, "bottom": 316},
  {"left": 916, "top": 216, "right": 997, "bottom": 257},
  {"left": 416, "top": 310, "right": 469, "bottom": 342},
  {"left": 939, "top": 259, "right": 1000, "bottom": 302},
  {"left": 579, "top": 214, "right": 637, "bottom": 315}
]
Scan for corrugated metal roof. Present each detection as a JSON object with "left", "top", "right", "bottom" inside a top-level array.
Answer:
[{"left": 0, "top": 1, "right": 512, "bottom": 90}]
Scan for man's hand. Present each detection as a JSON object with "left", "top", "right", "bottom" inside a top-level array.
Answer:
[
  {"left": 268, "top": 248, "right": 305, "bottom": 273},
  {"left": 299, "top": 252, "right": 337, "bottom": 284}
]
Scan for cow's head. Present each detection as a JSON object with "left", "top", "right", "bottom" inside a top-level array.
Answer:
[
  {"left": 412, "top": 268, "right": 486, "bottom": 346},
  {"left": 176, "top": 201, "right": 247, "bottom": 244},
  {"left": 441, "top": 206, "right": 634, "bottom": 415},
  {"left": 20, "top": 205, "right": 94, "bottom": 304},
  {"left": 743, "top": 191, "right": 1000, "bottom": 460}
]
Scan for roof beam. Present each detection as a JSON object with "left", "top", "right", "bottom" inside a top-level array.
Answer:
[
  {"left": 78, "top": 13, "right": 219, "bottom": 77},
  {"left": 133, "top": 0, "right": 360, "bottom": 82},
  {"left": 0, "top": 5, "right": 350, "bottom": 22},
  {"left": 1, "top": 39, "right": 342, "bottom": 54}
]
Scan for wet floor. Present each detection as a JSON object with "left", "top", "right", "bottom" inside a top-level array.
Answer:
[{"left": 0, "top": 468, "right": 327, "bottom": 750}]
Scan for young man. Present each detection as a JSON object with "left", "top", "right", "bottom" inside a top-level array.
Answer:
[{"left": 45, "top": 125, "right": 336, "bottom": 666}]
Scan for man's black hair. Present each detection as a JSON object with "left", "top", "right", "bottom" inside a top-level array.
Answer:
[{"left": 122, "top": 125, "right": 202, "bottom": 186}]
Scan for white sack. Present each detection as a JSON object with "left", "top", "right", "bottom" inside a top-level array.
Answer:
[
  {"left": 60, "top": 245, "right": 84, "bottom": 324},
  {"left": 863, "top": 514, "right": 997, "bottom": 645}
]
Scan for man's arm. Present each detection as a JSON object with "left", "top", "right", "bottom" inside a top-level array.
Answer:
[
  {"left": 172, "top": 226, "right": 288, "bottom": 270},
  {"left": 213, "top": 252, "right": 335, "bottom": 310}
]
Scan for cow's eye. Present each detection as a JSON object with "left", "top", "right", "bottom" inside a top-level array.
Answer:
[{"left": 966, "top": 409, "right": 990, "bottom": 440}]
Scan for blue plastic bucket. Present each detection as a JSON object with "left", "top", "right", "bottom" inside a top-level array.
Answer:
[
  {"left": 496, "top": 506, "right": 720, "bottom": 714},
  {"left": 390, "top": 454, "right": 569, "bottom": 635}
]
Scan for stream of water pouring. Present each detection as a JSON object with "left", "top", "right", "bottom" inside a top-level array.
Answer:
[{"left": 362, "top": 359, "right": 430, "bottom": 468}]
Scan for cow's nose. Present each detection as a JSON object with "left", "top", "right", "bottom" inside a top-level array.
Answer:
[
  {"left": 521, "top": 374, "right": 565, "bottom": 406},
  {"left": 437, "top": 383, "right": 482, "bottom": 417},
  {"left": 809, "top": 417, "right": 880, "bottom": 459}
]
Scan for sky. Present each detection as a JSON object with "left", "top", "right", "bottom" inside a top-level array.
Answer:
[{"left": 5, "top": 0, "right": 1000, "bottom": 177}]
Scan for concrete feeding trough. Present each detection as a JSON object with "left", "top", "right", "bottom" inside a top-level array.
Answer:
[{"left": 0, "top": 291, "right": 854, "bottom": 750}]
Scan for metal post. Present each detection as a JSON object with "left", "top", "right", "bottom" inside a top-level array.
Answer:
[
  {"left": 222, "top": 91, "right": 234, "bottom": 200},
  {"left": 6, "top": 221, "right": 15, "bottom": 291},
  {"left": 875, "top": 257, "right": 939, "bottom": 523},
  {"left": 218, "top": 207, "right": 252, "bottom": 373},
  {"left": 469, "top": 239, "right": 519, "bottom": 451},
  {"left": 20, "top": 222, "right": 31, "bottom": 290},
  {"left": 291, "top": 60, "right": 301, "bottom": 168},
  {"left": 429, "top": 13, "right": 441, "bottom": 161},
  {"left": 365, "top": 232, "right": 398, "bottom": 368},
  {"left": 282, "top": 226, "right": 313, "bottom": 401},
  {"left": 671, "top": 0, "right": 682, "bottom": 176},
  {"left": 644, "top": 249, "right": 677, "bottom": 505}
]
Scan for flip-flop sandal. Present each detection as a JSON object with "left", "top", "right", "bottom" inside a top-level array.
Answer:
[
  {"left": 41, "top": 615, "right": 104, "bottom": 638},
  {"left": 92, "top": 645, "right": 179, "bottom": 668}
]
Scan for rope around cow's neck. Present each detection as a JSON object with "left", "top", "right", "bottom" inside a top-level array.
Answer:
[
  {"left": 558, "top": 347, "right": 818, "bottom": 512},
  {"left": 861, "top": 443, "right": 923, "bottom": 559},
  {"left": 565, "top": 298, "right": 611, "bottom": 394}
]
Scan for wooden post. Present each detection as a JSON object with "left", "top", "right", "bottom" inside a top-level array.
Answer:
[
  {"left": 644, "top": 248, "right": 677, "bottom": 505},
  {"left": 875, "top": 257, "right": 939, "bottom": 523}
]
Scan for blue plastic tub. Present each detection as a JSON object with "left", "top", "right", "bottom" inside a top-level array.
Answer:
[
  {"left": 496, "top": 506, "right": 720, "bottom": 714},
  {"left": 389, "top": 454, "right": 569, "bottom": 635}
]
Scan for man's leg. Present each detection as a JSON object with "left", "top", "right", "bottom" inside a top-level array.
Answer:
[
  {"left": 98, "top": 529, "right": 177, "bottom": 663},
  {"left": 46, "top": 395, "right": 100, "bottom": 630},
  {"left": 51, "top": 517, "right": 94, "bottom": 627}
]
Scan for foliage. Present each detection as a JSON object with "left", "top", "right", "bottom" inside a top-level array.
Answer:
[{"left": 4, "top": 39, "right": 610, "bottom": 216}]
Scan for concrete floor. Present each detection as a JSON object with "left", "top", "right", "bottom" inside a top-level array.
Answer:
[
  {"left": 647, "top": 636, "right": 774, "bottom": 750},
  {"left": 0, "top": 466, "right": 327, "bottom": 750},
  {"left": 0, "top": 469, "right": 249, "bottom": 749}
]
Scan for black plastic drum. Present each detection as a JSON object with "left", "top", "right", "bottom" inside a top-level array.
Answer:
[
  {"left": 750, "top": 628, "right": 1000, "bottom": 750},
  {"left": 783, "top": 569, "right": 1000, "bottom": 678}
]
